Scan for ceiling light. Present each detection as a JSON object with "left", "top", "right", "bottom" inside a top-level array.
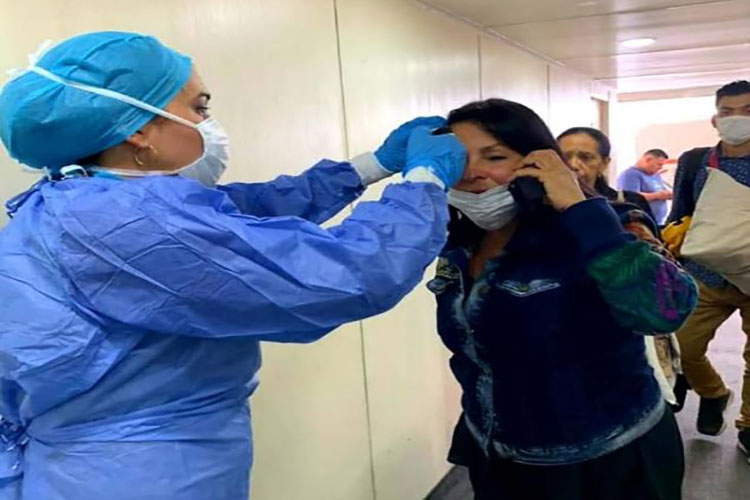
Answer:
[
  {"left": 620, "top": 38, "right": 656, "bottom": 49},
  {"left": 576, "top": 1, "right": 598, "bottom": 7}
]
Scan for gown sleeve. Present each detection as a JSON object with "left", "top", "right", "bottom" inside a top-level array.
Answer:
[
  {"left": 49, "top": 175, "right": 448, "bottom": 343},
  {"left": 217, "top": 157, "right": 377, "bottom": 224}
]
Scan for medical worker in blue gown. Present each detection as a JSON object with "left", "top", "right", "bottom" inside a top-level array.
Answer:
[{"left": 0, "top": 32, "right": 467, "bottom": 500}]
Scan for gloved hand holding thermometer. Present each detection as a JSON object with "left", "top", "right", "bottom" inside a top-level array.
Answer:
[
  {"left": 375, "top": 116, "right": 447, "bottom": 173},
  {"left": 402, "top": 125, "right": 467, "bottom": 190},
  {"left": 351, "top": 116, "right": 447, "bottom": 186}
]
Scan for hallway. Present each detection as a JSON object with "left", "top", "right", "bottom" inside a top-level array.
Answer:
[
  {"left": 1, "top": 2, "right": 750, "bottom": 499},
  {"left": 428, "top": 313, "right": 750, "bottom": 500}
]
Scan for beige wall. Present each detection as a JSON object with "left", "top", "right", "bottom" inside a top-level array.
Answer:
[
  {"left": 0, "top": 1, "right": 597, "bottom": 499},
  {"left": 336, "top": 2, "right": 478, "bottom": 499},
  {"left": 480, "top": 35, "right": 550, "bottom": 122},
  {"left": 548, "top": 65, "right": 598, "bottom": 136}
]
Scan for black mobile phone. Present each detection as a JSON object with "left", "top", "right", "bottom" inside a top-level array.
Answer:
[{"left": 509, "top": 176, "right": 545, "bottom": 213}]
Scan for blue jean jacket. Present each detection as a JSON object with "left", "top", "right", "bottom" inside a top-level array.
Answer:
[{"left": 429, "top": 201, "right": 668, "bottom": 465}]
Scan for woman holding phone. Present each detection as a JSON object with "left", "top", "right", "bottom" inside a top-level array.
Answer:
[{"left": 428, "top": 99, "right": 697, "bottom": 500}]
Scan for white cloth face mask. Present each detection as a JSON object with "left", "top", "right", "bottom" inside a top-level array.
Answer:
[
  {"left": 716, "top": 116, "right": 750, "bottom": 146},
  {"left": 448, "top": 184, "right": 518, "bottom": 231},
  {"left": 27, "top": 66, "right": 230, "bottom": 187}
]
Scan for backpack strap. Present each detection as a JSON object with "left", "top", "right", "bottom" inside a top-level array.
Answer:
[
  {"left": 669, "top": 146, "right": 711, "bottom": 222},
  {"left": 707, "top": 148, "right": 720, "bottom": 169},
  {"left": 685, "top": 146, "right": 712, "bottom": 182}
]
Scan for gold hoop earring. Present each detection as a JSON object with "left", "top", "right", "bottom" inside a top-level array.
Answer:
[{"left": 134, "top": 145, "right": 159, "bottom": 168}]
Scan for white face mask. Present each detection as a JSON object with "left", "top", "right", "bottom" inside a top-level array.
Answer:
[
  {"left": 26, "top": 66, "right": 230, "bottom": 187},
  {"left": 716, "top": 116, "right": 750, "bottom": 146},
  {"left": 90, "top": 118, "right": 229, "bottom": 187},
  {"left": 448, "top": 184, "right": 518, "bottom": 231}
]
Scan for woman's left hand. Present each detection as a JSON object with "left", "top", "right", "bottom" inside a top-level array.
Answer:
[{"left": 511, "top": 150, "right": 586, "bottom": 212}]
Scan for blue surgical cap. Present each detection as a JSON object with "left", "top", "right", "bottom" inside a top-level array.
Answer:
[{"left": 0, "top": 31, "right": 192, "bottom": 170}]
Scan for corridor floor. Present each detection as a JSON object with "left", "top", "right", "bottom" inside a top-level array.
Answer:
[
  {"left": 428, "top": 312, "right": 750, "bottom": 500},
  {"left": 677, "top": 312, "right": 750, "bottom": 500}
]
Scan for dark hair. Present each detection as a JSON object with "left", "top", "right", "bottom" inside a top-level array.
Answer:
[
  {"left": 644, "top": 148, "right": 668, "bottom": 159},
  {"left": 445, "top": 99, "right": 597, "bottom": 243},
  {"left": 557, "top": 127, "right": 611, "bottom": 159},
  {"left": 716, "top": 80, "right": 750, "bottom": 105},
  {"left": 447, "top": 98, "right": 564, "bottom": 158}
]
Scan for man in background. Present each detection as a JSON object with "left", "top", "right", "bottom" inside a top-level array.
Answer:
[
  {"left": 667, "top": 80, "right": 750, "bottom": 462},
  {"left": 618, "top": 149, "right": 673, "bottom": 224}
]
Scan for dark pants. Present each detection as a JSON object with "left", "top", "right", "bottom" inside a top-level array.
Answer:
[{"left": 458, "top": 410, "right": 684, "bottom": 500}]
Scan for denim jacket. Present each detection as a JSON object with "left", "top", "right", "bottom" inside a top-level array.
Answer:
[{"left": 429, "top": 198, "right": 697, "bottom": 465}]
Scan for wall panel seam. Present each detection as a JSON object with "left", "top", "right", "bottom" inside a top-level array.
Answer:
[
  {"left": 477, "top": 33, "right": 483, "bottom": 100},
  {"left": 331, "top": 2, "right": 378, "bottom": 499}
]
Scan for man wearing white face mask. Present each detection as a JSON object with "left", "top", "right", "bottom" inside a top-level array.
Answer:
[
  {"left": 667, "top": 80, "right": 750, "bottom": 459},
  {"left": 0, "top": 32, "right": 468, "bottom": 499}
]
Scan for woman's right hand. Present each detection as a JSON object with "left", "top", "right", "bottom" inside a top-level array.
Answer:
[{"left": 512, "top": 150, "right": 586, "bottom": 212}]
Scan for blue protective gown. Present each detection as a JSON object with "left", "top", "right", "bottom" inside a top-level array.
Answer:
[{"left": 0, "top": 160, "right": 448, "bottom": 499}]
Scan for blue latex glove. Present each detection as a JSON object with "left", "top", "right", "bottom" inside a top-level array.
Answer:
[
  {"left": 403, "top": 126, "right": 467, "bottom": 189},
  {"left": 374, "top": 116, "right": 447, "bottom": 172}
]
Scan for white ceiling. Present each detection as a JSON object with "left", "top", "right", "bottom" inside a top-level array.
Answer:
[{"left": 421, "top": 0, "right": 750, "bottom": 94}]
